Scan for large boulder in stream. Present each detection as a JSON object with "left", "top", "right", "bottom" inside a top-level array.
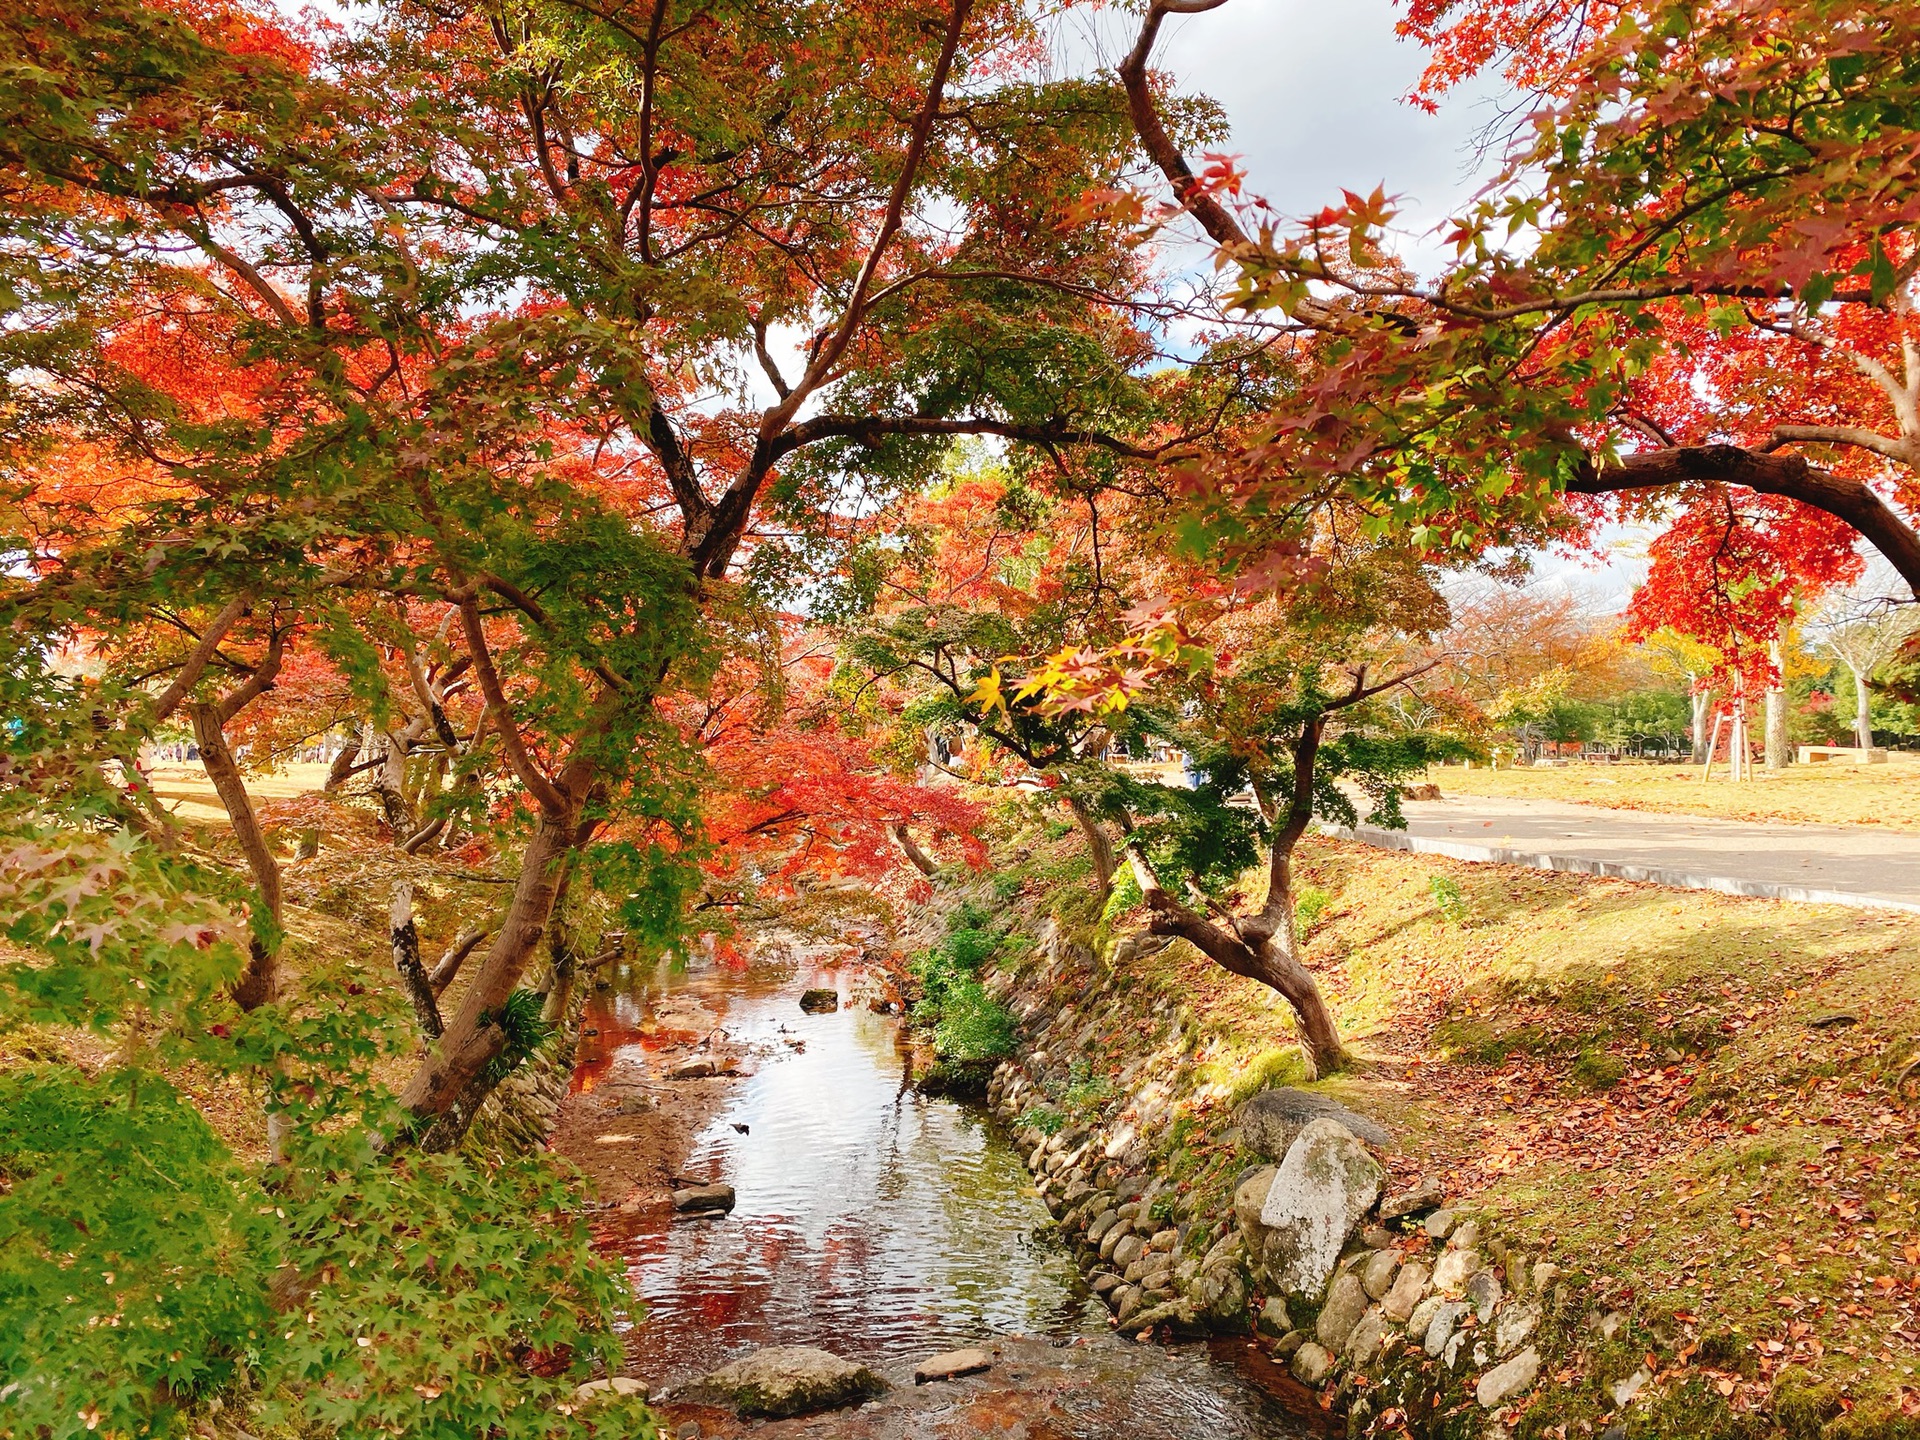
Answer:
[
  {"left": 1255, "top": 1118, "right": 1386, "bottom": 1299},
  {"left": 1236, "top": 1087, "right": 1391, "bottom": 1159},
  {"left": 677, "top": 1346, "right": 886, "bottom": 1417}
]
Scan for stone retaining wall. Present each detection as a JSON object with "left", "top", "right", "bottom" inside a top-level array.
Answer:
[{"left": 981, "top": 920, "right": 1593, "bottom": 1440}]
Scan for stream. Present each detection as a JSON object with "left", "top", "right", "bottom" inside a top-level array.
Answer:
[{"left": 562, "top": 955, "right": 1312, "bottom": 1438}]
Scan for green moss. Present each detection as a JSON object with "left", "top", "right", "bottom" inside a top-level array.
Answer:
[
  {"left": 1571, "top": 1045, "right": 1626, "bottom": 1090},
  {"left": 1431, "top": 1017, "right": 1563, "bottom": 1064},
  {"left": 1699, "top": 1326, "right": 1758, "bottom": 1377},
  {"left": 1772, "top": 1368, "right": 1847, "bottom": 1438},
  {"left": 1227, "top": 1046, "right": 1309, "bottom": 1104}
]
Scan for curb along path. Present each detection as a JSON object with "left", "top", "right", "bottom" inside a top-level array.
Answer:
[{"left": 1335, "top": 794, "right": 1920, "bottom": 914}]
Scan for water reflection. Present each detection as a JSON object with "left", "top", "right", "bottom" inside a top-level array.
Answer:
[
  {"left": 572, "top": 958, "right": 1311, "bottom": 1438},
  {"left": 581, "top": 959, "right": 1098, "bottom": 1387}
]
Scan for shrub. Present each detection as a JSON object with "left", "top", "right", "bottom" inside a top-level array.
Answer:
[
  {"left": 0, "top": 1066, "right": 273, "bottom": 1439},
  {"left": 942, "top": 926, "right": 999, "bottom": 971},
  {"left": 946, "top": 899, "right": 996, "bottom": 934},
  {"left": 1061, "top": 1058, "right": 1116, "bottom": 1114},
  {"left": 931, "top": 976, "right": 1016, "bottom": 1061},
  {"left": 1018, "top": 1105, "right": 1066, "bottom": 1135},
  {"left": 0, "top": 1065, "right": 658, "bottom": 1440},
  {"left": 910, "top": 907, "right": 1017, "bottom": 1070}
]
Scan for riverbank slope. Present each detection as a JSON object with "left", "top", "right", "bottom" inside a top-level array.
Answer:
[{"left": 972, "top": 823, "right": 1920, "bottom": 1438}]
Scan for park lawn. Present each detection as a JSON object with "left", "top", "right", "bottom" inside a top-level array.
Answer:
[
  {"left": 145, "top": 759, "right": 334, "bottom": 824},
  {"left": 1422, "top": 755, "right": 1920, "bottom": 833},
  {"left": 1104, "top": 836, "right": 1920, "bottom": 1436}
]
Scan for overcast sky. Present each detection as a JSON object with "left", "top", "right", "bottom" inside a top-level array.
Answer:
[
  {"left": 1057, "top": 0, "right": 1505, "bottom": 269},
  {"left": 1051, "top": 1, "right": 1647, "bottom": 612}
]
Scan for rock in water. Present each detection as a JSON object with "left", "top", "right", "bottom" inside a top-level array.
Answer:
[
  {"left": 573, "top": 1377, "right": 648, "bottom": 1403},
  {"left": 913, "top": 1348, "right": 992, "bottom": 1384},
  {"left": 1255, "top": 1297, "right": 1291, "bottom": 1337},
  {"left": 1236, "top": 1088, "right": 1392, "bottom": 1160},
  {"left": 666, "top": 1057, "right": 719, "bottom": 1080},
  {"left": 1256, "top": 1118, "right": 1386, "bottom": 1298},
  {"left": 678, "top": 1346, "right": 886, "bottom": 1418},
  {"left": 1289, "top": 1341, "right": 1334, "bottom": 1386},
  {"left": 799, "top": 988, "right": 840, "bottom": 1014},
  {"left": 672, "top": 1183, "right": 736, "bottom": 1214}
]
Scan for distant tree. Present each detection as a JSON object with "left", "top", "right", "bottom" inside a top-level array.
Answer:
[{"left": 1811, "top": 562, "right": 1920, "bottom": 748}]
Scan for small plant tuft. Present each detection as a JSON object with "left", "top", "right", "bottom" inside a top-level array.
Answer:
[
  {"left": 1018, "top": 1105, "right": 1066, "bottom": 1135},
  {"left": 1428, "top": 873, "right": 1469, "bottom": 925},
  {"left": 1293, "top": 884, "right": 1332, "bottom": 934}
]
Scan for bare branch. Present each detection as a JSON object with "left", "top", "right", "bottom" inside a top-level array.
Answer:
[
  {"left": 756, "top": 0, "right": 975, "bottom": 438},
  {"left": 455, "top": 597, "right": 567, "bottom": 816},
  {"left": 150, "top": 592, "right": 253, "bottom": 722}
]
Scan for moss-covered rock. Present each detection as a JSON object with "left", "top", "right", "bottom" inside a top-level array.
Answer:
[{"left": 676, "top": 1346, "right": 886, "bottom": 1418}]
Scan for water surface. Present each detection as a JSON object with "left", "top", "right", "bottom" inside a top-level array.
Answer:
[{"left": 573, "top": 957, "right": 1309, "bottom": 1436}]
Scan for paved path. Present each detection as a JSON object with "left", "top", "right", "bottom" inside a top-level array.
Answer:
[{"left": 1338, "top": 794, "right": 1920, "bottom": 912}]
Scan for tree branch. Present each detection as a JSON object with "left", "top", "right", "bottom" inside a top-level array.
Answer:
[
  {"left": 756, "top": 0, "right": 974, "bottom": 440},
  {"left": 150, "top": 592, "right": 253, "bottom": 722},
  {"left": 1767, "top": 424, "right": 1917, "bottom": 465},
  {"left": 455, "top": 597, "right": 567, "bottom": 816},
  {"left": 1569, "top": 444, "right": 1920, "bottom": 598},
  {"left": 1119, "top": 0, "right": 1248, "bottom": 253}
]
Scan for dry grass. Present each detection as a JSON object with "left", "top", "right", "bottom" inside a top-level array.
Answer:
[
  {"left": 1422, "top": 754, "right": 1920, "bottom": 832},
  {"left": 1110, "top": 836, "right": 1920, "bottom": 1430},
  {"left": 1082, "top": 833, "right": 1920, "bottom": 1436},
  {"left": 146, "top": 760, "right": 332, "bottom": 823}
]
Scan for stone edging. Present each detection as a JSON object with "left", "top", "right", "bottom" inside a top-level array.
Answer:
[
  {"left": 1331, "top": 823, "right": 1920, "bottom": 915},
  {"left": 980, "top": 922, "right": 1589, "bottom": 1439}
]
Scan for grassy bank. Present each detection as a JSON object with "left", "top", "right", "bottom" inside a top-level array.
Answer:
[
  {"left": 988, "top": 810, "right": 1920, "bottom": 1436},
  {"left": 1421, "top": 756, "right": 1920, "bottom": 832}
]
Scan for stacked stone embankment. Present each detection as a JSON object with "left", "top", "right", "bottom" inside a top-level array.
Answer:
[{"left": 983, "top": 922, "right": 1585, "bottom": 1439}]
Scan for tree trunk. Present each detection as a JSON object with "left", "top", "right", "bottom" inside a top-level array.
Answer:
[
  {"left": 390, "top": 883, "right": 443, "bottom": 1038},
  {"left": 190, "top": 703, "right": 281, "bottom": 1010},
  {"left": 398, "top": 812, "right": 577, "bottom": 1126},
  {"left": 370, "top": 728, "right": 416, "bottom": 834},
  {"left": 323, "top": 732, "right": 361, "bottom": 792},
  {"left": 890, "top": 822, "right": 939, "bottom": 877},
  {"left": 1124, "top": 846, "right": 1346, "bottom": 1078},
  {"left": 1248, "top": 839, "right": 1346, "bottom": 1077},
  {"left": 1852, "top": 664, "right": 1875, "bottom": 749},
  {"left": 1065, "top": 793, "right": 1117, "bottom": 897},
  {"left": 1690, "top": 681, "right": 1714, "bottom": 764},
  {"left": 1250, "top": 933, "right": 1347, "bottom": 1079},
  {"left": 1765, "top": 640, "right": 1789, "bottom": 770}
]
